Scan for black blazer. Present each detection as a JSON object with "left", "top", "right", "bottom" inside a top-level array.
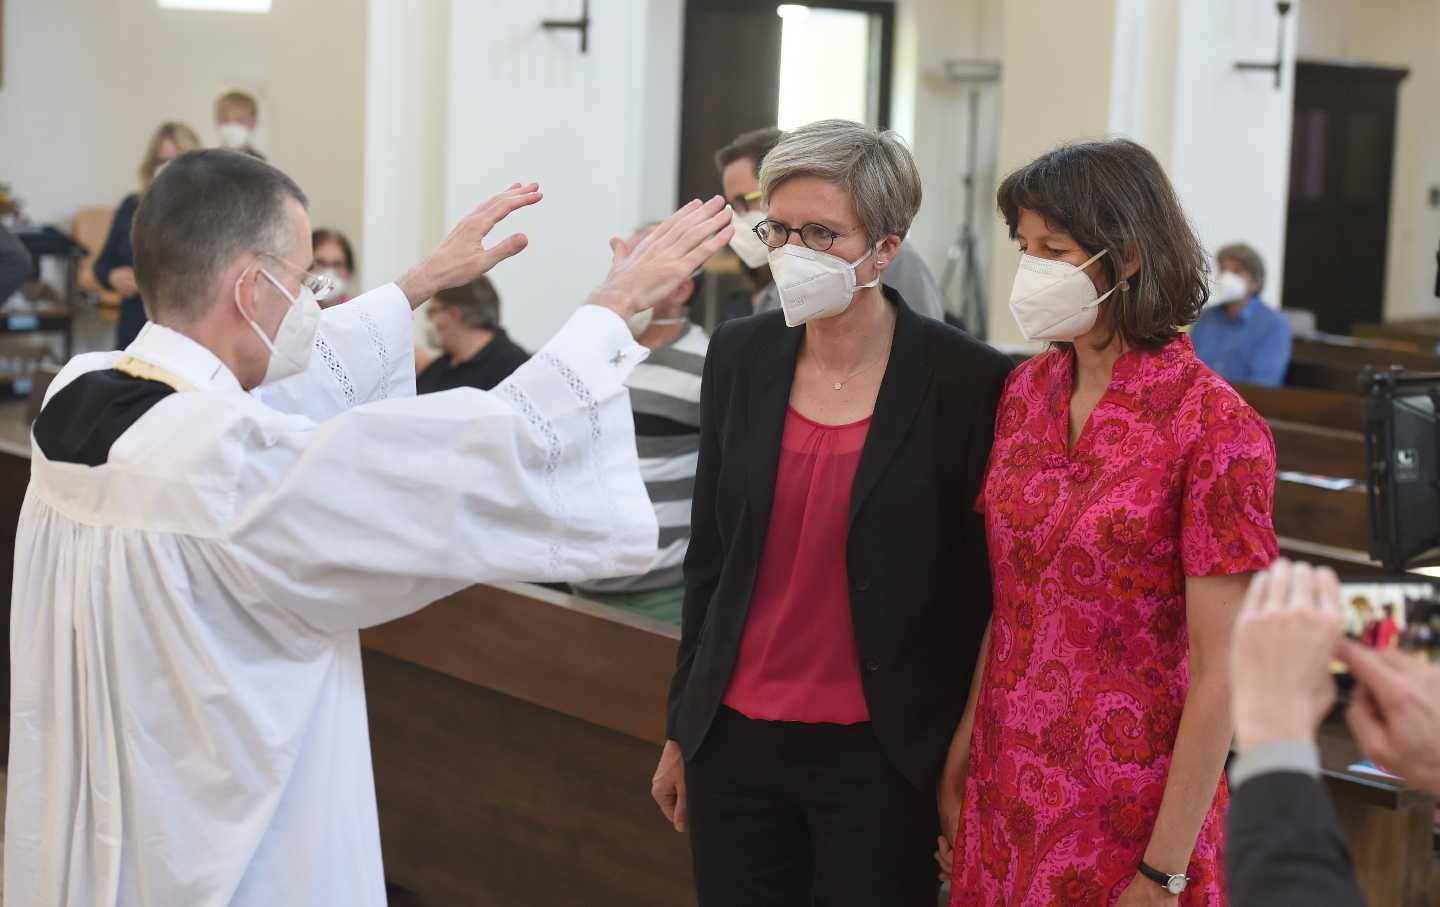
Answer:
[
  {"left": 1226, "top": 772, "right": 1368, "bottom": 907},
  {"left": 667, "top": 287, "right": 1013, "bottom": 791}
]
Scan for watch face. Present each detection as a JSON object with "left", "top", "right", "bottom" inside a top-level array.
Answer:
[{"left": 1167, "top": 876, "right": 1188, "bottom": 895}]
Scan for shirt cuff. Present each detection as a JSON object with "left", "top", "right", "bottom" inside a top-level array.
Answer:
[
  {"left": 1229, "top": 739, "right": 1321, "bottom": 790},
  {"left": 537, "top": 305, "right": 650, "bottom": 399}
]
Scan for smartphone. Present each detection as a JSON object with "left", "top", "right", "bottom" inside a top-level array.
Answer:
[{"left": 1334, "top": 576, "right": 1440, "bottom": 690}]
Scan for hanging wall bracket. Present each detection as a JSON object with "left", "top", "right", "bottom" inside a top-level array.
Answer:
[
  {"left": 542, "top": 0, "right": 592, "bottom": 54},
  {"left": 1234, "top": 1, "right": 1293, "bottom": 90}
]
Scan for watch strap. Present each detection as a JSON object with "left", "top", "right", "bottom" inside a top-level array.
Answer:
[{"left": 1138, "top": 861, "right": 1186, "bottom": 891}]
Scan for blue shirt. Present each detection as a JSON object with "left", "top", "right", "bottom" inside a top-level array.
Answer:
[{"left": 1191, "top": 296, "right": 1293, "bottom": 387}]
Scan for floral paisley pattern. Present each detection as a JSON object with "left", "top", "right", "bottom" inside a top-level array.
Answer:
[{"left": 951, "top": 336, "right": 1278, "bottom": 907}]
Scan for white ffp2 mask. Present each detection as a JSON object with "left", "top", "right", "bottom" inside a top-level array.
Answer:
[
  {"left": 218, "top": 122, "right": 253, "bottom": 150},
  {"left": 1210, "top": 270, "right": 1249, "bottom": 307},
  {"left": 728, "top": 209, "right": 772, "bottom": 269},
  {"left": 236, "top": 268, "right": 321, "bottom": 386},
  {"left": 1007, "top": 249, "right": 1120, "bottom": 342},
  {"left": 768, "top": 241, "right": 881, "bottom": 328}
]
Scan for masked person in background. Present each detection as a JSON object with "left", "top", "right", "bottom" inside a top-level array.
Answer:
[
  {"left": 415, "top": 275, "right": 529, "bottom": 393},
  {"left": 95, "top": 120, "right": 203, "bottom": 348},
  {"left": 655, "top": 119, "right": 1011, "bottom": 906},
  {"left": 937, "top": 139, "right": 1278, "bottom": 907},
  {"left": 311, "top": 228, "right": 357, "bottom": 306},
  {"left": 714, "top": 126, "right": 948, "bottom": 324},
  {"left": 1190, "top": 242, "right": 1292, "bottom": 388},
  {"left": 216, "top": 89, "right": 265, "bottom": 159},
  {"left": 6, "top": 148, "right": 734, "bottom": 907},
  {"left": 574, "top": 225, "right": 710, "bottom": 622}
]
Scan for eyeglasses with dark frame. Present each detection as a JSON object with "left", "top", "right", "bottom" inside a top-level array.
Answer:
[{"left": 755, "top": 219, "right": 860, "bottom": 253}]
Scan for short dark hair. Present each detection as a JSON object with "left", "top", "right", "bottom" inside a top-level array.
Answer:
[
  {"left": 1216, "top": 242, "right": 1266, "bottom": 293},
  {"left": 132, "top": 149, "right": 307, "bottom": 323},
  {"left": 997, "top": 138, "right": 1208, "bottom": 350},
  {"left": 311, "top": 228, "right": 356, "bottom": 273},
  {"left": 714, "top": 127, "right": 784, "bottom": 176},
  {"left": 433, "top": 276, "right": 501, "bottom": 331}
]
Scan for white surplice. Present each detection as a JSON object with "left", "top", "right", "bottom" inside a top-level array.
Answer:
[{"left": 4, "top": 286, "right": 658, "bottom": 907}]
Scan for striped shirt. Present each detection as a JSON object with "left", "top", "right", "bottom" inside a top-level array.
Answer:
[{"left": 577, "top": 324, "right": 708, "bottom": 593}]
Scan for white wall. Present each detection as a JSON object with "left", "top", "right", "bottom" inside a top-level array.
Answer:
[
  {"left": 443, "top": 0, "right": 683, "bottom": 349},
  {"left": 1297, "top": 0, "right": 1440, "bottom": 321},
  {"left": 0, "top": 0, "right": 269, "bottom": 223},
  {"left": 1164, "top": 0, "right": 1297, "bottom": 308},
  {"left": 894, "top": 0, "right": 1004, "bottom": 321},
  {"left": 0, "top": 0, "right": 368, "bottom": 269},
  {"left": 984, "top": 1, "right": 1118, "bottom": 344}
]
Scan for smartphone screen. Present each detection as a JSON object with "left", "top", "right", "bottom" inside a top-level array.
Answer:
[{"left": 1335, "top": 578, "right": 1440, "bottom": 673}]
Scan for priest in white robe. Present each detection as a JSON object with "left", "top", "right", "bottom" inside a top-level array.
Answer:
[{"left": 4, "top": 150, "right": 733, "bottom": 907}]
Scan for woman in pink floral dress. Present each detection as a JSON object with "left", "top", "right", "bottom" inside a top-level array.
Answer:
[{"left": 938, "top": 140, "right": 1279, "bottom": 907}]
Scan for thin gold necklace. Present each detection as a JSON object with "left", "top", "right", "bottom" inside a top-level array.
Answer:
[{"left": 810, "top": 330, "right": 893, "bottom": 391}]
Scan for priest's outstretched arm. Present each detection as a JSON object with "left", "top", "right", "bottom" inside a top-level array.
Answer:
[{"left": 227, "top": 197, "right": 735, "bottom": 636}]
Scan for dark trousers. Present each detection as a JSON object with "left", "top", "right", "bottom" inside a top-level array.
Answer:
[{"left": 686, "top": 707, "right": 938, "bottom": 907}]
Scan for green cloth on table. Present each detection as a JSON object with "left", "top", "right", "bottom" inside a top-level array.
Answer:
[{"left": 580, "top": 585, "right": 684, "bottom": 626}]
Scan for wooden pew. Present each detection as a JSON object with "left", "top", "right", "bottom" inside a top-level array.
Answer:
[
  {"left": 1231, "top": 383, "right": 1379, "bottom": 571},
  {"left": 1317, "top": 718, "right": 1440, "bottom": 907},
  {"left": 1286, "top": 337, "right": 1440, "bottom": 393},
  {"left": 1354, "top": 319, "right": 1440, "bottom": 351},
  {"left": 360, "top": 583, "right": 692, "bottom": 907}
]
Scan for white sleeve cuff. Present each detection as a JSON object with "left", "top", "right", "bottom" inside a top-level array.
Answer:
[
  {"left": 534, "top": 305, "right": 649, "bottom": 399},
  {"left": 1229, "top": 739, "right": 1321, "bottom": 790}
]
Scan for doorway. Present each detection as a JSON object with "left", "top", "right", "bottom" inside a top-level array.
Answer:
[
  {"left": 1283, "top": 61, "right": 1409, "bottom": 334},
  {"left": 677, "top": 0, "right": 895, "bottom": 206}
]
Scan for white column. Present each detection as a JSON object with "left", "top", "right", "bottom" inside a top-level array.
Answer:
[{"left": 361, "top": 0, "right": 450, "bottom": 299}]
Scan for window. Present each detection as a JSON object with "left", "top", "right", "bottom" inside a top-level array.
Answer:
[
  {"left": 156, "top": 0, "right": 271, "bottom": 12},
  {"left": 775, "top": 4, "right": 890, "bottom": 130}
]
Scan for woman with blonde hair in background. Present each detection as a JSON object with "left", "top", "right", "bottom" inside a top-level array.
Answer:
[{"left": 94, "top": 120, "right": 202, "bottom": 348}]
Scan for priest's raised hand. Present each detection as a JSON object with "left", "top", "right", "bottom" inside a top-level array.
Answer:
[{"left": 6, "top": 149, "right": 719, "bottom": 907}]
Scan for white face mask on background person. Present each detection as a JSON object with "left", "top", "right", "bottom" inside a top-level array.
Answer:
[
  {"left": 1210, "top": 270, "right": 1250, "bottom": 306},
  {"left": 768, "top": 241, "right": 882, "bottom": 328},
  {"left": 728, "top": 208, "right": 772, "bottom": 269},
  {"left": 218, "top": 122, "right": 253, "bottom": 150},
  {"left": 1007, "top": 249, "right": 1122, "bottom": 342},
  {"left": 316, "top": 269, "right": 348, "bottom": 301},
  {"left": 236, "top": 268, "right": 321, "bottom": 386}
]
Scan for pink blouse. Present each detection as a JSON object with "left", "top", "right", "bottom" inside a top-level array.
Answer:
[{"left": 723, "top": 406, "right": 872, "bottom": 725}]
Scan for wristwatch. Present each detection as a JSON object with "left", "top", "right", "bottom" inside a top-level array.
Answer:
[{"left": 1138, "top": 861, "right": 1189, "bottom": 895}]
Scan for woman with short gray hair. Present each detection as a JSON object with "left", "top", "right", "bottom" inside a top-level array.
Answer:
[{"left": 652, "top": 119, "right": 1012, "bottom": 905}]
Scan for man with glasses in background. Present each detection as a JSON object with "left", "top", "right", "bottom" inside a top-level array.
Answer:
[{"left": 714, "top": 126, "right": 947, "bottom": 323}]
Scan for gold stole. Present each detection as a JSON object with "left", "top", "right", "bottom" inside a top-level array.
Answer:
[{"left": 113, "top": 355, "right": 196, "bottom": 393}]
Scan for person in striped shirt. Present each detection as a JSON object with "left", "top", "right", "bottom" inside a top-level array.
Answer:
[{"left": 574, "top": 227, "right": 708, "bottom": 624}]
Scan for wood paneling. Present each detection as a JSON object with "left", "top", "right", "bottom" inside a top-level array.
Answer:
[
  {"left": 1318, "top": 721, "right": 1440, "bottom": 907},
  {"left": 1236, "top": 383, "right": 1367, "bottom": 433},
  {"left": 362, "top": 584, "right": 690, "bottom": 906},
  {"left": 1274, "top": 481, "right": 1370, "bottom": 552},
  {"left": 0, "top": 447, "right": 28, "bottom": 760},
  {"left": 365, "top": 650, "right": 693, "bottom": 907},
  {"left": 1269, "top": 419, "right": 1365, "bottom": 479},
  {"left": 362, "top": 583, "right": 678, "bottom": 746}
]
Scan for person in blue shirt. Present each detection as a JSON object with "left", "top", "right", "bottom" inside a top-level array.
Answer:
[{"left": 1191, "top": 242, "right": 1293, "bottom": 387}]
